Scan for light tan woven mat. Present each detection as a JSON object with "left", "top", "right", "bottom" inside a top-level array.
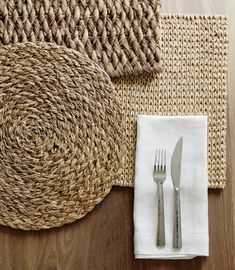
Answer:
[
  {"left": 113, "top": 15, "right": 228, "bottom": 189},
  {"left": 0, "top": 0, "right": 161, "bottom": 78}
]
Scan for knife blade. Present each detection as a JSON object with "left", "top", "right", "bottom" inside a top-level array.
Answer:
[
  {"left": 171, "top": 137, "right": 183, "bottom": 189},
  {"left": 171, "top": 137, "right": 183, "bottom": 248}
]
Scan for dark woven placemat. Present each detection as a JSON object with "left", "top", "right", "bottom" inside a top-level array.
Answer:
[{"left": 0, "top": 0, "right": 161, "bottom": 78}]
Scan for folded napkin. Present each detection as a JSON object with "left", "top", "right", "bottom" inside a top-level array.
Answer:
[{"left": 134, "top": 115, "right": 209, "bottom": 259}]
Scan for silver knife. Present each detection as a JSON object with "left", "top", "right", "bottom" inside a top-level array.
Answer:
[{"left": 171, "top": 137, "right": 183, "bottom": 248}]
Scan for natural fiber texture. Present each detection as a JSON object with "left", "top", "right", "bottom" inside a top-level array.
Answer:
[
  {"left": 0, "top": 0, "right": 161, "bottom": 78},
  {"left": 0, "top": 42, "right": 124, "bottom": 230},
  {"left": 113, "top": 15, "right": 228, "bottom": 189}
]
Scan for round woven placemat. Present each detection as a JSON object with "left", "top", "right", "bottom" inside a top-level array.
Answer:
[{"left": 0, "top": 42, "right": 124, "bottom": 230}]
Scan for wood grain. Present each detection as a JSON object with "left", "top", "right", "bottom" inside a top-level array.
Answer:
[
  {"left": 0, "top": 185, "right": 234, "bottom": 270},
  {"left": 162, "top": 0, "right": 225, "bottom": 14},
  {"left": 0, "top": 1, "right": 235, "bottom": 269},
  {"left": 226, "top": 1, "right": 235, "bottom": 245}
]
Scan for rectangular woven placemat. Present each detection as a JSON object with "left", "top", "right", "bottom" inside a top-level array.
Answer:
[
  {"left": 0, "top": 0, "right": 161, "bottom": 78},
  {"left": 113, "top": 15, "right": 228, "bottom": 189}
]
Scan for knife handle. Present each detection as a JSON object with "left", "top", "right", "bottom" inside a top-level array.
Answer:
[
  {"left": 157, "top": 183, "right": 165, "bottom": 246},
  {"left": 173, "top": 188, "right": 182, "bottom": 248}
]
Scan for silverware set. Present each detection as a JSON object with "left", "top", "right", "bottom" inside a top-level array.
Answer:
[{"left": 153, "top": 137, "right": 183, "bottom": 248}]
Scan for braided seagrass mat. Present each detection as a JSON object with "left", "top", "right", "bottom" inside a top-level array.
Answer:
[
  {"left": 113, "top": 15, "right": 228, "bottom": 189},
  {"left": 0, "top": 0, "right": 161, "bottom": 78},
  {"left": 0, "top": 42, "right": 124, "bottom": 230}
]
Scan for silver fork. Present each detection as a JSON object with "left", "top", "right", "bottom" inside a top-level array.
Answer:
[{"left": 153, "top": 148, "right": 166, "bottom": 246}]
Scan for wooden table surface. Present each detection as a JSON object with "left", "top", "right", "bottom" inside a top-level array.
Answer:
[{"left": 0, "top": 1, "right": 235, "bottom": 270}]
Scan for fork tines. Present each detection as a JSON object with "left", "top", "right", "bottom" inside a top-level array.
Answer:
[{"left": 154, "top": 148, "right": 166, "bottom": 171}]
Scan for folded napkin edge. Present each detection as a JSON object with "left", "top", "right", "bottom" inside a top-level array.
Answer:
[{"left": 137, "top": 115, "right": 208, "bottom": 120}]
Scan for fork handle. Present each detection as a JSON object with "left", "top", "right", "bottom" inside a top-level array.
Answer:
[
  {"left": 157, "top": 183, "right": 165, "bottom": 246},
  {"left": 173, "top": 188, "right": 182, "bottom": 248}
]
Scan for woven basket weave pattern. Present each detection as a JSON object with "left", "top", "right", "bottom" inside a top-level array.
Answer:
[
  {"left": 0, "top": 0, "right": 161, "bottom": 78},
  {"left": 0, "top": 42, "right": 124, "bottom": 230},
  {"left": 113, "top": 15, "right": 228, "bottom": 189}
]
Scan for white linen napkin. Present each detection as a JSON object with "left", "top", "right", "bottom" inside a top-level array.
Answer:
[{"left": 134, "top": 115, "right": 209, "bottom": 259}]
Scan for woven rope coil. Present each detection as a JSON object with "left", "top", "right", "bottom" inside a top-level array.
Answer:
[
  {"left": 0, "top": 0, "right": 161, "bottom": 78},
  {"left": 0, "top": 42, "right": 124, "bottom": 230},
  {"left": 113, "top": 15, "right": 228, "bottom": 189}
]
